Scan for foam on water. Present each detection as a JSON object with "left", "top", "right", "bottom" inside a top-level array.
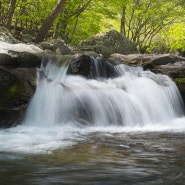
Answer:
[{"left": 0, "top": 117, "right": 185, "bottom": 154}]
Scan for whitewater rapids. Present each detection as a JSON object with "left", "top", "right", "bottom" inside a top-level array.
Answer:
[{"left": 0, "top": 57, "right": 185, "bottom": 154}]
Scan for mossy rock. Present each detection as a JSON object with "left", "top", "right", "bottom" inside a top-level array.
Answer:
[
  {"left": 175, "top": 78, "right": 185, "bottom": 105},
  {"left": 0, "top": 107, "right": 24, "bottom": 128},
  {"left": 0, "top": 68, "right": 29, "bottom": 127},
  {"left": 175, "top": 78, "right": 185, "bottom": 89},
  {"left": 0, "top": 68, "right": 22, "bottom": 108}
]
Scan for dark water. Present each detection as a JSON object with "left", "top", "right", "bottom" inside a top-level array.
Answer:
[{"left": 1, "top": 131, "right": 185, "bottom": 185}]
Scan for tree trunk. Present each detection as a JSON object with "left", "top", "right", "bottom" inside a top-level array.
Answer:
[
  {"left": 6, "top": 0, "right": 16, "bottom": 29},
  {"left": 35, "top": 0, "right": 67, "bottom": 43},
  {"left": 120, "top": 6, "right": 126, "bottom": 36}
]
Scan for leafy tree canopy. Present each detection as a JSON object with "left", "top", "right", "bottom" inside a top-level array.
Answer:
[{"left": 1, "top": 0, "right": 185, "bottom": 53}]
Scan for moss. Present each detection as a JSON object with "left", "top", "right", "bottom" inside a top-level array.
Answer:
[
  {"left": 175, "top": 78, "right": 185, "bottom": 84},
  {"left": 0, "top": 82, "right": 22, "bottom": 107},
  {"left": 124, "top": 60, "right": 141, "bottom": 66},
  {"left": 175, "top": 78, "right": 185, "bottom": 91},
  {"left": 7, "top": 84, "right": 20, "bottom": 97}
]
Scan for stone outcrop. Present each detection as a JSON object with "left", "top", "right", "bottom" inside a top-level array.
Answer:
[
  {"left": 79, "top": 30, "right": 138, "bottom": 58},
  {"left": 0, "top": 68, "right": 36, "bottom": 127},
  {"left": 0, "top": 26, "right": 18, "bottom": 43},
  {"left": 67, "top": 55, "right": 118, "bottom": 79},
  {"left": 108, "top": 53, "right": 185, "bottom": 104},
  {"left": 39, "top": 39, "right": 73, "bottom": 55},
  {"left": 0, "top": 26, "right": 73, "bottom": 56},
  {"left": 1, "top": 28, "right": 185, "bottom": 127},
  {"left": 0, "top": 43, "right": 43, "bottom": 128}
]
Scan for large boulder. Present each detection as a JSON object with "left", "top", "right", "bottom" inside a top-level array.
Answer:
[
  {"left": 152, "top": 62, "right": 185, "bottom": 104},
  {"left": 0, "top": 42, "right": 43, "bottom": 128},
  {"left": 67, "top": 55, "right": 119, "bottom": 79},
  {"left": 0, "top": 68, "right": 34, "bottom": 127},
  {"left": 39, "top": 38, "right": 73, "bottom": 55},
  {"left": 79, "top": 30, "right": 138, "bottom": 58},
  {"left": 108, "top": 53, "right": 182, "bottom": 66},
  {"left": 0, "top": 51, "right": 41, "bottom": 67},
  {"left": 0, "top": 26, "right": 18, "bottom": 43},
  {"left": 22, "top": 34, "right": 35, "bottom": 43}
]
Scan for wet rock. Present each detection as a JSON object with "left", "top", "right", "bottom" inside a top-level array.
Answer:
[
  {"left": 0, "top": 68, "right": 31, "bottom": 128},
  {"left": 108, "top": 53, "right": 185, "bottom": 104},
  {"left": 67, "top": 55, "right": 91, "bottom": 77},
  {"left": 108, "top": 53, "right": 183, "bottom": 67},
  {"left": 67, "top": 55, "right": 119, "bottom": 79},
  {"left": 0, "top": 67, "right": 37, "bottom": 127},
  {"left": 0, "top": 42, "right": 43, "bottom": 127},
  {"left": 0, "top": 67, "right": 37, "bottom": 128},
  {"left": 0, "top": 53, "right": 12, "bottom": 65},
  {"left": 0, "top": 108, "right": 25, "bottom": 128},
  {"left": 175, "top": 78, "right": 185, "bottom": 104},
  {"left": 0, "top": 51, "right": 42, "bottom": 68}
]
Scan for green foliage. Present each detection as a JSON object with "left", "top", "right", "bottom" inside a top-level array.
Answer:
[
  {"left": 168, "top": 23, "right": 185, "bottom": 52},
  {"left": 146, "top": 36, "right": 169, "bottom": 54},
  {"left": 176, "top": 78, "right": 185, "bottom": 84},
  {"left": 1, "top": 0, "right": 185, "bottom": 53},
  {"left": 64, "top": 0, "right": 123, "bottom": 43},
  {"left": 122, "top": 0, "right": 185, "bottom": 52}
]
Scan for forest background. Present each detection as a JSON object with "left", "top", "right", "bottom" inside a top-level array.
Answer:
[{"left": 1, "top": 0, "right": 185, "bottom": 54}]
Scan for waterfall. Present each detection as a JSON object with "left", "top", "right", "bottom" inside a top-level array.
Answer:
[{"left": 23, "top": 55, "right": 184, "bottom": 127}]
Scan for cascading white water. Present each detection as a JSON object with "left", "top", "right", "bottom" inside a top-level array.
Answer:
[
  {"left": 1, "top": 56, "right": 185, "bottom": 154},
  {"left": 23, "top": 57, "right": 184, "bottom": 127}
]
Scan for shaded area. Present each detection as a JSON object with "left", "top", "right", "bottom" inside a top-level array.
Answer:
[
  {"left": 67, "top": 55, "right": 119, "bottom": 79},
  {"left": 0, "top": 52, "right": 41, "bottom": 128}
]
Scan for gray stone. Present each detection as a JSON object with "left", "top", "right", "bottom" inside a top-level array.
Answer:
[
  {"left": 108, "top": 53, "right": 185, "bottom": 104},
  {"left": 0, "top": 26, "right": 18, "bottom": 43},
  {"left": 39, "top": 39, "right": 73, "bottom": 55},
  {"left": 79, "top": 30, "right": 138, "bottom": 57},
  {"left": 22, "top": 34, "right": 35, "bottom": 43},
  {"left": 54, "top": 44, "right": 72, "bottom": 55}
]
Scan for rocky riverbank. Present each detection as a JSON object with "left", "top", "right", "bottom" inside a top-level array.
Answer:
[
  {"left": 0, "top": 42, "right": 42, "bottom": 127},
  {"left": 1, "top": 28, "right": 185, "bottom": 128},
  {"left": 108, "top": 53, "right": 185, "bottom": 102}
]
